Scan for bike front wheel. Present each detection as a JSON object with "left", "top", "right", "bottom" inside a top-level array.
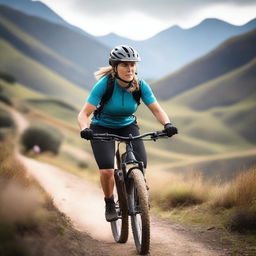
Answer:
[
  {"left": 129, "top": 168, "right": 150, "bottom": 255},
  {"left": 111, "top": 169, "right": 129, "bottom": 243}
]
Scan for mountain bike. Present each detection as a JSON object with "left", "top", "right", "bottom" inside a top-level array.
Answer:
[{"left": 92, "top": 130, "right": 170, "bottom": 255}]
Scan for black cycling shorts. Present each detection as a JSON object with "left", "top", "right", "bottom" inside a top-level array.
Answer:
[{"left": 90, "top": 122, "right": 147, "bottom": 170}]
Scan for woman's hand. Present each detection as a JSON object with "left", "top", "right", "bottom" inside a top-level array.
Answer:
[
  {"left": 164, "top": 123, "right": 178, "bottom": 137},
  {"left": 80, "top": 128, "right": 93, "bottom": 140}
]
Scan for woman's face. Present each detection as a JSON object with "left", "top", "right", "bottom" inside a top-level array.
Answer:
[{"left": 116, "top": 62, "right": 136, "bottom": 82}]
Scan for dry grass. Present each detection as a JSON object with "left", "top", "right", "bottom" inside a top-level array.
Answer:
[
  {"left": 210, "top": 167, "right": 256, "bottom": 209},
  {"left": 150, "top": 167, "right": 256, "bottom": 233},
  {"left": 210, "top": 168, "right": 256, "bottom": 232},
  {"left": 150, "top": 171, "right": 211, "bottom": 209}
]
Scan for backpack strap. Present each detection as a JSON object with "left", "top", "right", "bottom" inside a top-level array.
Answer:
[
  {"left": 132, "top": 80, "right": 141, "bottom": 105},
  {"left": 94, "top": 74, "right": 115, "bottom": 118}
]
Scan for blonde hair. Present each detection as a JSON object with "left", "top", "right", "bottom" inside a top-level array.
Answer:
[{"left": 94, "top": 65, "right": 140, "bottom": 92}]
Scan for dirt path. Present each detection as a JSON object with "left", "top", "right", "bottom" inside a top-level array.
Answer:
[{"left": 17, "top": 154, "right": 229, "bottom": 256}]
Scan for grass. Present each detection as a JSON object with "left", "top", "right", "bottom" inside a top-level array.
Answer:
[
  {"left": 151, "top": 171, "right": 210, "bottom": 209},
  {"left": 210, "top": 168, "right": 256, "bottom": 209},
  {"left": 151, "top": 167, "right": 256, "bottom": 234}
]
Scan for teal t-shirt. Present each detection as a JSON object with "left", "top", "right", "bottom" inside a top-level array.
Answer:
[{"left": 86, "top": 76, "right": 156, "bottom": 128}]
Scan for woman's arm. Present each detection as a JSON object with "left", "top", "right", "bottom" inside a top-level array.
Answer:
[
  {"left": 147, "top": 101, "right": 170, "bottom": 125},
  {"left": 77, "top": 102, "right": 97, "bottom": 130}
]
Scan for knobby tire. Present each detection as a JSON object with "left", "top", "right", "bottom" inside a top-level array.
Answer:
[
  {"left": 111, "top": 169, "right": 129, "bottom": 243},
  {"left": 129, "top": 168, "right": 150, "bottom": 255}
]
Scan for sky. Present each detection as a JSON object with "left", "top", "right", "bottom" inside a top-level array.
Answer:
[{"left": 35, "top": 0, "right": 256, "bottom": 40}]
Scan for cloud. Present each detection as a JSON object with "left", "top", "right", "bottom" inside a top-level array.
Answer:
[
  {"left": 38, "top": 0, "right": 256, "bottom": 39},
  {"left": 70, "top": 0, "right": 256, "bottom": 19}
]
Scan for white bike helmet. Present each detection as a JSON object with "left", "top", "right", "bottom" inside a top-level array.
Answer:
[{"left": 109, "top": 45, "right": 141, "bottom": 65}]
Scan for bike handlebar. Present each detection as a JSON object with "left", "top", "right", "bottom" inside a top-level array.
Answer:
[{"left": 91, "top": 130, "right": 170, "bottom": 141}]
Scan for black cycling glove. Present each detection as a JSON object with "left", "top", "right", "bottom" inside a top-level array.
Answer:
[
  {"left": 164, "top": 123, "right": 178, "bottom": 137},
  {"left": 80, "top": 128, "right": 93, "bottom": 140}
]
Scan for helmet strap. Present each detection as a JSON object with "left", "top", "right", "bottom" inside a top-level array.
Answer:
[{"left": 116, "top": 74, "right": 132, "bottom": 84}]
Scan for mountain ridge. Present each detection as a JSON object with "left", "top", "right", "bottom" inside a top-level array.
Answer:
[
  {"left": 152, "top": 28, "right": 256, "bottom": 100},
  {"left": 98, "top": 18, "right": 256, "bottom": 79}
]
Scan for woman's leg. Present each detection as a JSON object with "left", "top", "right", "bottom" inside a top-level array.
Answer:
[
  {"left": 89, "top": 125, "right": 118, "bottom": 221},
  {"left": 99, "top": 168, "right": 115, "bottom": 198}
]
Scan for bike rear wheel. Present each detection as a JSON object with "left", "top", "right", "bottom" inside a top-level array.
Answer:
[
  {"left": 129, "top": 168, "right": 150, "bottom": 255},
  {"left": 111, "top": 169, "right": 129, "bottom": 243}
]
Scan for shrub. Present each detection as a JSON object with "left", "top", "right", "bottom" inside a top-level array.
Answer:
[
  {"left": 21, "top": 126, "right": 62, "bottom": 154},
  {"left": 78, "top": 161, "right": 88, "bottom": 169},
  {"left": 0, "top": 71, "right": 16, "bottom": 84},
  {"left": 0, "top": 94, "right": 12, "bottom": 106},
  {"left": 227, "top": 208, "right": 256, "bottom": 232},
  {"left": 0, "top": 110, "right": 15, "bottom": 128}
]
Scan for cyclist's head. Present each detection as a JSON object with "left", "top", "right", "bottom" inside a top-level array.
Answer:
[{"left": 109, "top": 45, "right": 141, "bottom": 67}]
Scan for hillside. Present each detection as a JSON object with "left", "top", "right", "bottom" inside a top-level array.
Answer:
[
  {"left": 0, "top": 5, "right": 110, "bottom": 89},
  {"left": 169, "top": 58, "right": 256, "bottom": 110},
  {"left": 152, "top": 28, "right": 256, "bottom": 100},
  {"left": 0, "top": 39, "right": 87, "bottom": 108}
]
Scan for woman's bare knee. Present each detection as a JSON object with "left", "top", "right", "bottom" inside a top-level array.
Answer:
[{"left": 100, "top": 169, "right": 114, "bottom": 179}]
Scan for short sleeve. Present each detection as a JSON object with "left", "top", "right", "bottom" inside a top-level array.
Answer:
[
  {"left": 140, "top": 79, "right": 157, "bottom": 105},
  {"left": 86, "top": 76, "right": 108, "bottom": 106}
]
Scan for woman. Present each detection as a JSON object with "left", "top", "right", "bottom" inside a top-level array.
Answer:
[{"left": 78, "top": 45, "right": 177, "bottom": 222}]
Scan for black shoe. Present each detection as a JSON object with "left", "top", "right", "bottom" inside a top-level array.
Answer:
[{"left": 104, "top": 196, "right": 118, "bottom": 222}]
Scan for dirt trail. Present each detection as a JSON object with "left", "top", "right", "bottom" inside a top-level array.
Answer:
[{"left": 18, "top": 154, "right": 228, "bottom": 256}]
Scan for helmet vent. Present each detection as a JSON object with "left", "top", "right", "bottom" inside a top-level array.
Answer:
[
  {"left": 122, "top": 46, "right": 130, "bottom": 57},
  {"left": 129, "top": 47, "right": 135, "bottom": 57},
  {"left": 117, "top": 52, "right": 126, "bottom": 57},
  {"left": 112, "top": 52, "right": 121, "bottom": 59}
]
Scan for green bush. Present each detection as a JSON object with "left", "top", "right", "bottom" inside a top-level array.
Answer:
[
  {"left": 0, "top": 110, "right": 15, "bottom": 128},
  {"left": 160, "top": 187, "right": 205, "bottom": 208},
  {"left": 0, "top": 71, "right": 16, "bottom": 84},
  {"left": 0, "top": 94, "right": 12, "bottom": 106},
  {"left": 227, "top": 208, "right": 256, "bottom": 232},
  {"left": 78, "top": 161, "right": 88, "bottom": 169},
  {"left": 21, "top": 126, "right": 62, "bottom": 154}
]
